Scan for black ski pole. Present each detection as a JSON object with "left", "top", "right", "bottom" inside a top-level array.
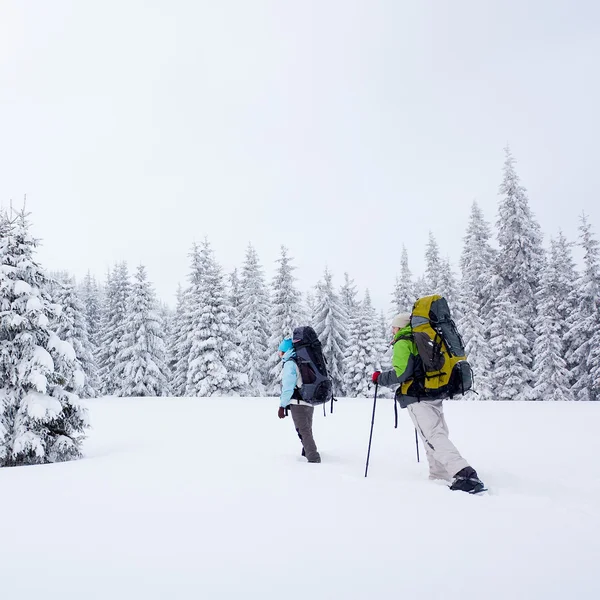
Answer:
[
  {"left": 415, "top": 428, "right": 420, "bottom": 463},
  {"left": 364, "top": 383, "right": 379, "bottom": 478}
]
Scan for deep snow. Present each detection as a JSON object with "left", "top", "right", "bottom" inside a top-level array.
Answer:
[{"left": 1, "top": 397, "right": 599, "bottom": 599}]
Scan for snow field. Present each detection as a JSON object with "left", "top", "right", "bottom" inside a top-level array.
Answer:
[{"left": 1, "top": 397, "right": 599, "bottom": 600}]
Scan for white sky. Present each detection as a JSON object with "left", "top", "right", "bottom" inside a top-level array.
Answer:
[{"left": 1, "top": 0, "right": 599, "bottom": 310}]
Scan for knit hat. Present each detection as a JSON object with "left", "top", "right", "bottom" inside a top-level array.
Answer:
[
  {"left": 391, "top": 313, "right": 411, "bottom": 329},
  {"left": 278, "top": 338, "right": 293, "bottom": 353}
]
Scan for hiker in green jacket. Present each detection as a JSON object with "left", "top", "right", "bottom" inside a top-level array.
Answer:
[{"left": 373, "top": 313, "right": 485, "bottom": 494}]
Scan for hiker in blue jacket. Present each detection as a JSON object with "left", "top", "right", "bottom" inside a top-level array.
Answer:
[{"left": 277, "top": 338, "right": 321, "bottom": 463}]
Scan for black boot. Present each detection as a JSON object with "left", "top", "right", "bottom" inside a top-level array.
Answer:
[
  {"left": 450, "top": 466, "right": 485, "bottom": 494},
  {"left": 301, "top": 447, "right": 306, "bottom": 458}
]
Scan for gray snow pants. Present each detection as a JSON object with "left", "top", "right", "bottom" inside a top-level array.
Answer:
[
  {"left": 407, "top": 399, "right": 469, "bottom": 480},
  {"left": 290, "top": 405, "right": 320, "bottom": 462}
]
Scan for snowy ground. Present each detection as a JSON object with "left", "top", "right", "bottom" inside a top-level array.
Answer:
[{"left": 1, "top": 397, "right": 599, "bottom": 600}]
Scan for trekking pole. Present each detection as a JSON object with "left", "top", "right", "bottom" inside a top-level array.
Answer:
[
  {"left": 364, "top": 383, "right": 379, "bottom": 478},
  {"left": 415, "top": 428, "right": 420, "bottom": 463}
]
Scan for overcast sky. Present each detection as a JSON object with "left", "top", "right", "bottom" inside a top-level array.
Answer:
[{"left": 1, "top": 0, "right": 599, "bottom": 310}]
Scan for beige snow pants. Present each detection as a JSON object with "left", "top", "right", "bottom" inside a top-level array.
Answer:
[{"left": 407, "top": 399, "right": 469, "bottom": 480}]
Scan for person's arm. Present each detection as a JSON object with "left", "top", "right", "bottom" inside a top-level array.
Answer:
[
  {"left": 279, "top": 360, "right": 298, "bottom": 408},
  {"left": 378, "top": 342, "right": 414, "bottom": 387}
]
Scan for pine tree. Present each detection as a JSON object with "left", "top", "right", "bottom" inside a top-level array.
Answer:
[
  {"left": 267, "top": 246, "right": 303, "bottom": 393},
  {"left": 493, "top": 148, "right": 543, "bottom": 391},
  {"left": 566, "top": 215, "right": 600, "bottom": 401},
  {"left": 438, "top": 257, "right": 459, "bottom": 314},
  {"left": 530, "top": 247, "right": 573, "bottom": 401},
  {"left": 458, "top": 202, "right": 497, "bottom": 400},
  {"left": 391, "top": 245, "right": 415, "bottom": 314},
  {"left": 80, "top": 271, "right": 102, "bottom": 357},
  {"left": 489, "top": 287, "right": 533, "bottom": 401},
  {"left": 239, "top": 244, "right": 271, "bottom": 396},
  {"left": 51, "top": 276, "right": 100, "bottom": 398},
  {"left": 313, "top": 269, "right": 347, "bottom": 395},
  {"left": 166, "top": 284, "right": 185, "bottom": 393},
  {"left": 344, "top": 291, "right": 379, "bottom": 398},
  {"left": 496, "top": 147, "right": 544, "bottom": 325},
  {"left": 97, "top": 262, "right": 131, "bottom": 395},
  {"left": 172, "top": 244, "right": 204, "bottom": 396},
  {"left": 425, "top": 232, "right": 442, "bottom": 294},
  {"left": 229, "top": 268, "right": 243, "bottom": 315},
  {"left": 186, "top": 241, "right": 247, "bottom": 396},
  {"left": 0, "top": 210, "right": 89, "bottom": 466},
  {"left": 118, "top": 265, "right": 170, "bottom": 397},
  {"left": 340, "top": 272, "right": 358, "bottom": 317}
]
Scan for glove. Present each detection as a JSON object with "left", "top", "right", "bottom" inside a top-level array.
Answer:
[
  {"left": 372, "top": 371, "right": 381, "bottom": 384},
  {"left": 278, "top": 406, "right": 287, "bottom": 419}
]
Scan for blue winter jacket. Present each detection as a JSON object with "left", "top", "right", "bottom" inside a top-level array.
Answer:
[{"left": 280, "top": 348, "right": 300, "bottom": 408}]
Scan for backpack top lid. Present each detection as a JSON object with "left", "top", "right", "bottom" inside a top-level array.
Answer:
[
  {"left": 292, "top": 326, "right": 319, "bottom": 347},
  {"left": 410, "top": 294, "right": 451, "bottom": 326}
]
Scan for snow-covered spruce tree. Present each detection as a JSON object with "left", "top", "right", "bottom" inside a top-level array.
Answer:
[
  {"left": 344, "top": 290, "right": 379, "bottom": 398},
  {"left": 391, "top": 245, "right": 415, "bottom": 314},
  {"left": 566, "top": 215, "right": 600, "bottom": 401},
  {"left": 229, "top": 268, "right": 243, "bottom": 315},
  {"left": 186, "top": 240, "right": 247, "bottom": 396},
  {"left": 413, "top": 275, "right": 429, "bottom": 300},
  {"left": 438, "top": 257, "right": 460, "bottom": 316},
  {"left": 458, "top": 202, "right": 497, "bottom": 400},
  {"left": 374, "top": 310, "right": 393, "bottom": 399},
  {"left": 117, "top": 265, "right": 170, "bottom": 397},
  {"left": 80, "top": 271, "right": 102, "bottom": 354},
  {"left": 0, "top": 210, "right": 88, "bottom": 466},
  {"left": 239, "top": 244, "right": 271, "bottom": 396},
  {"left": 313, "top": 269, "right": 348, "bottom": 395},
  {"left": 340, "top": 272, "right": 359, "bottom": 317},
  {"left": 266, "top": 246, "right": 303, "bottom": 394},
  {"left": 496, "top": 147, "right": 544, "bottom": 327},
  {"left": 529, "top": 245, "right": 573, "bottom": 401},
  {"left": 493, "top": 148, "right": 543, "bottom": 392},
  {"left": 97, "top": 262, "right": 131, "bottom": 395},
  {"left": 166, "top": 284, "right": 185, "bottom": 392},
  {"left": 305, "top": 291, "right": 317, "bottom": 325},
  {"left": 51, "top": 276, "right": 100, "bottom": 398},
  {"left": 172, "top": 243, "right": 204, "bottom": 396},
  {"left": 425, "top": 232, "right": 442, "bottom": 294},
  {"left": 489, "top": 286, "right": 533, "bottom": 401}
]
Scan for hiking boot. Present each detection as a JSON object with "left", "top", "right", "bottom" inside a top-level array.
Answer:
[
  {"left": 450, "top": 466, "right": 485, "bottom": 494},
  {"left": 307, "top": 454, "right": 321, "bottom": 463}
]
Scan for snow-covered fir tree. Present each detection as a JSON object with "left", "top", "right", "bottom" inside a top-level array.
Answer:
[
  {"left": 496, "top": 147, "right": 544, "bottom": 327},
  {"left": 344, "top": 290, "right": 379, "bottom": 398},
  {"left": 267, "top": 246, "right": 303, "bottom": 393},
  {"left": 493, "top": 148, "right": 543, "bottom": 392},
  {"left": 166, "top": 284, "right": 185, "bottom": 392},
  {"left": 229, "top": 268, "right": 243, "bottom": 317},
  {"left": 438, "top": 256, "right": 460, "bottom": 314},
  {"left": 97, "top": 262, "right": 131, "bottom": 395},
  {"left": 530, "top": 246, "right": 573, "bottom": 401},
  {"left": 313, "top": 269, "right": 347, "bottom": 395},
  {"left": 392, "top": 245, "right": 415, "bottom": 314},
  {"left": 118, "top": 265, "right": 170, "bottom": 397},
  {"left": 305, "top": 290, "right": 317, "bottom": 325},
  {"left": 489, "top": 286, "right": 533, "bottom": 401},
  {"left": 172, "top": 243, "right": 204, "bottom": 396},
  {"left": 413, "top": 275, "right": 429, "bottom": 300},
  {"left": 340, "top": 272, "right": 359, "bottom": 317},
  {"left": 80, "top": 271, "right": 102, "bottom": 354},
  {"left": 186, "top": 240, "right": 247, "bottom": 396},
  {"left": 425, "top": 232, "right": 442, "bottom": 294},
  {"left": 0, "top": 210, "right": 88, "bottom": 466},
  {"left": 566, "top": 215, "right": 600, "bottom": 401},
  {"left": 239, "top": 244, "right": 271, "bottom": 396},
  {"left": 458, "top": 202, "right": 497, "bottom": 400},
  {"left": 51, "top": 276, "right": 100, "bottom": 398}
]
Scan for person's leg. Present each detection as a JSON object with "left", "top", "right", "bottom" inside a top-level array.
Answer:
[
  {"left": 290, "top": 405, "right": 320, "bottom": 462},
  {"left": 407, "top": 400, "right": 468, "bottom": 478}
]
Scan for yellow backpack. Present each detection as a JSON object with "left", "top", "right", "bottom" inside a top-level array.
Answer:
[{"left": 400, "top": 294, "right": 473, "bottom": 399}]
